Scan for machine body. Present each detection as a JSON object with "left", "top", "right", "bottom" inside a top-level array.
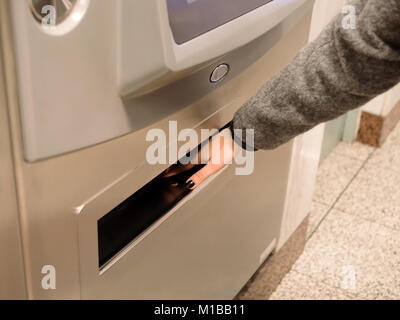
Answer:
[{"left": 1, "top": 0, "right": 314, "bottom": 299}]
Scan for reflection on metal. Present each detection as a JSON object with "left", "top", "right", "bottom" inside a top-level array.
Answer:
[
  {"left": 28, "top": 0, "right": 78, "bottom": 24},
  {"left": 98, "top": 157, "right": 205, "bottom": 268}
]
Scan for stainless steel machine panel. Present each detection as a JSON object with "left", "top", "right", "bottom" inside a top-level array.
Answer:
[
  {"left": 167, "top": 0, "right": 273, "bottom": 44},
  {"left": 28, "top": 0, "right": 79, "bottom": 24},
  {"left": 9, "top": 0, "right": 311, "bottom": 161},
  {"left": 77, "top": 103, "right": 292, "bottom": 299},
  {"left": 1, "top": 0, "right": 314, "bottom": 299}
]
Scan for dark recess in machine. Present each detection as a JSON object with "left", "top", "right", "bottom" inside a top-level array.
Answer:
[{"left": 97, "top": 164, "right": 205, "bottom": 268}]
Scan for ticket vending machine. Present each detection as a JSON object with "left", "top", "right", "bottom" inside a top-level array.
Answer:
[{"left": 1, "top": 0, "right": 314, "bottom": 299}]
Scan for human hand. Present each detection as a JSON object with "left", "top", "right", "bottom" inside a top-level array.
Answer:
[{"left": 162, "top": 127, "right": 239, "bottom": 189}]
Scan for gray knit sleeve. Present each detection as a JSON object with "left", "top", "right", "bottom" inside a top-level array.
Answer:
[{"left": 232, "top": 0, "right": 400, "bottom": 150}]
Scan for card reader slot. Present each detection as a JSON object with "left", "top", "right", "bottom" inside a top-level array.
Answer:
[
  {"left": 97, "top": 121, "right": 233, "bottom": 268},
  {"left": 97, "top": 162, "right": 205, "bottom": 268}
]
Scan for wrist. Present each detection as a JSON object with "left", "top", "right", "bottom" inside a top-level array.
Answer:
[{"left": 227, "top": 121, "right": 258, "bottom": 152}]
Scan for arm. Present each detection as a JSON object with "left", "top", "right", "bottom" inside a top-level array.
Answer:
[
  {"left": 233, "top": 0, "right": 400, "bottom": 150},
  {"left": 184, "top": 0, "right": 400, "bottom": 189}
]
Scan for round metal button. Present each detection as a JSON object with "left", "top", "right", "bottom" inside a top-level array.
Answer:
[
  {"left": 210, "top": 64, "right": 230, "bottom": 83},
  {"left": 28, "top": 0, "right": 79, "bottom": 25}
]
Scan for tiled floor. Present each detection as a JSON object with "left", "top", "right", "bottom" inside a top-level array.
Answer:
[{"left": 270, "top": 123, "right": 400, "bottom": 300}]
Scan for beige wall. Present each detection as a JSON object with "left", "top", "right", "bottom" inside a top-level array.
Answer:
[
  {"left": 278, "top": 0, "right": 345, "bottom": 249},
  {"left": 363, "top": 85, "right": 400, "bottom": 117}
]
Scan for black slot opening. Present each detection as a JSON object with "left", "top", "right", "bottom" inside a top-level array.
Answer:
[
  {"left": 97, "top": 160, "right": 205, "bottom": 268},
  {"left": 97, "top": 123, "right": 231, "bottom": 268}
]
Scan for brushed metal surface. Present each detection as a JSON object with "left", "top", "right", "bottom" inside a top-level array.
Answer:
[
  {"left": 0, "top": 3, "right": 27, "bottom": 298},
  {"left": 2, "top": 0, "right": 313, "bottom": 298},
  {"left": 167, "top": 0, "right": 273, "bottom": 44},
  {"left": 9, "top": 0, "right": 312, "bottom": 161},
  {"left": 28, "top": 0, "right": 78, "bottom": 24}
]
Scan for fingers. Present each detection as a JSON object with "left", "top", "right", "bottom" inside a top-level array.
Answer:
[
  {"left": 162, "top": 162, "right": 196, "bottom": 178},
  {"left": 185, "top": 128, "right": 235, "bottom": 190},
  {"left": 185, "top": 161, "right": 225, "bottom": 190},
  {"left": 162, "top": 145, "right": 203, "bottom": 178}
]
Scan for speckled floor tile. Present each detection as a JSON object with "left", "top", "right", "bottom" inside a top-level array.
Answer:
[
  {"left": 292, "top": 210, "right": 400, "bottom": 300},
  {"left": 369, "top": 147, "right": 400, "bottom": 174},
  {"left": 313, "top": 153, "right": 364, "bottom": 207},
  {"left": 335, "top": 163, "right": 400, "bottom": 231},
  {"left": 307, "top": 202, "right": 330, "bottom": 239},
  {"left": 368, "top": 144, "right": 400, "bottom": 174},
  {"left": 270, "top": 269, "right": 355, "bottom": 300},
  {"left": 334, "top": 141, "right": 376, "bottom": 162}
]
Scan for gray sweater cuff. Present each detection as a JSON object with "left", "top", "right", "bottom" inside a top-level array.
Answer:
[
  {"left": 232, "top": 0, "right": 400, "bottom": 150},
  {"left": 227, "top": 121, "right": 258, "bottom": 152}
]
